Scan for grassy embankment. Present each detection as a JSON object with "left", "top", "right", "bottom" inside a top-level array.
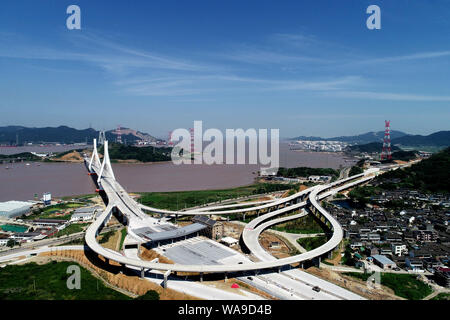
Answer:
[
  {"left": 431, "top": 293, "right": 450, "bottom": 300},
  {"left": 119, "top": 228, "right": 127, "bottom": 251},
  {"left": 271, "top": 214, "right": 325, "bottom": 234},
  {"left": 52, "top": 224, "right": 86, "bottom": 238},
  {"left": 0, "top": 261, "right": 130, "bottom": 300},
  {"left": 343, "top": 272, "right": 433, "bottom": 300},
  {"left": 23, "top": 202, "right": 84, "bottom": 221},
  {"left": 296, "top": 236, "right": 328, "bottom": 251},
  {"left": 139, "top": 183, "right": 297, "bottom": 211}
]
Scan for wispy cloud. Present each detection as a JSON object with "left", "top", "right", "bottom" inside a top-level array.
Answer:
[
  {"left": 332, "top": 90, "right": 450, "bottom": 102},
  {"left": 0, "top": 32, "right": 209, "bottom": 74},
  {"left": 115, "top": 74, "right": 361, "bottom": 96},
  {"left": 1, "top": 31, "right": 449, "bottom": 101},
  {"left": 220, "top": 48, "right": 329, "bottom": 65},
  {"left": 356, "top": 51, "right": 450, "bottom": 65}
]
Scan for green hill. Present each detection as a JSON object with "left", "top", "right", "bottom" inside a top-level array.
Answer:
[
  {"left": 0, "top": 152, "right": 42, "bottom": 161},
  {"left": 391, "top": 150, "right": 418, "bottom": 161},
  {"left": 378, "top": 147, "right": 450, "bottom": 193},
  {"left": 99, "top": 143, "right": 171, "bottom": 162},
  {"left": 345, "top": 142, "right": 401, "bottom": 154}
]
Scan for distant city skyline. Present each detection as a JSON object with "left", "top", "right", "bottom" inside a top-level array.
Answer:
[{"left": 1, "top": 0, "right": 449, "bottom": 138}]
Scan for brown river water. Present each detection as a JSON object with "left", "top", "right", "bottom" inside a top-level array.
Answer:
[{"left": 0, "top": 143, "right": 356, "bottom": 201}]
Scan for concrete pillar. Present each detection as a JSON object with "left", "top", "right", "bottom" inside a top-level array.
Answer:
[
  {"left": 278, "top": 267, "right": 281, "bottom": 273},
  {"left": 224, "top": 272, "right": 227, "bottom": 282},
  {"left": 199, "top": 272, "right": 203, "bottom": 282},
  {"left": 243, "top": 213, "right": 246, "bottom": 221},
  {"left": 163, "top": 270, "right": 171, "bottom": 289},
  {"left": 140, "top": 268, "right": 145, "bottom": 279}
]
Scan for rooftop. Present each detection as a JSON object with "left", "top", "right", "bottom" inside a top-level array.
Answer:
[
  {"left": 0, "top": 201, "right": 34, "bottom": 212},
  {"left": 372, "top": 254, "right": 396, "bottom": 265},
  {"left": 135, "top": 223, "right": 207, "bottom": 242}
]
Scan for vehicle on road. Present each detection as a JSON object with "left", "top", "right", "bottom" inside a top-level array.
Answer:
[
  {"left": 247, "top": 276, "right": 253, "bottom": 280},
  {"left": 312, "top": 286, "right": 321, "bottom": 292}
]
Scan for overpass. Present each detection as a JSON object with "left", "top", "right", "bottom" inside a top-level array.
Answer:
[{"left": 84, "top": 139, "right": 374, "bottom": 276}]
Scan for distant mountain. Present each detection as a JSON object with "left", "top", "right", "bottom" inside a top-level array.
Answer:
[
  {"left": 0, "top": 125, "right": 160, "bottom": 145},
  {"left": 391, "top": 131, "right": 450, "bottom": 147},
  {"left": 0, "top": 126, "right": 98, "bottom": 144},
  {"left": 290, "top": 130, "right": 408, "bottom": 144}
]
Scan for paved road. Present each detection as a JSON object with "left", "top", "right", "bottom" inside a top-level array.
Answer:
[
  {"left": 0, "top": 224, "right": 120, "bottom": 258},
  {"left": 0, "top": 245, "right": 85, "bottom": 264}
]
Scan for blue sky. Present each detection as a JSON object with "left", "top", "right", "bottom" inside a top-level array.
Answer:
[{"left": 0, "top": 0, "right": 449, "bottom": 138}]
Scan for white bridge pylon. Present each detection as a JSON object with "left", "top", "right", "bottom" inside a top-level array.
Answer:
[
  {"left": 97, "top": 140, "right": 116, "bottom": 183},
  {"left": 89, "top": 138, "right": 102, "bottom": 171}
]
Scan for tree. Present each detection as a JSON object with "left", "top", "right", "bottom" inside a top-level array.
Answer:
[
  {"left": 135, "top": 290, "right": 160, "bottom": 300},
  {"left": 349, "top": 166, "right": 364, "bottom": 176},
  {"left": 6, "top": 239, "right": 16, "bottom": 248}
]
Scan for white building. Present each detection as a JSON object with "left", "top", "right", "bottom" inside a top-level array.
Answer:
[
  {"left": 70, "top": 212, "right": 95, "bottom": 222},
  {"left": 308, "top": 175, "right": 331, "bottom": 183},
  {"left": 70, "top": 206, "right": 102, "bottom": 222},
  {"left": 220, "top": 236, "right": 239, "bottom": 247},
  {"left": 391, "top": 243, "right": 407, "bottom": 256},
  {"left": 0, "top": 234, "right": 10, "bottom": 246}
]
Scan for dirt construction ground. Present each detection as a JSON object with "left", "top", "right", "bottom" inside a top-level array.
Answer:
[{"left": 305, "top": 267, "right": 403, "bottom": 300}]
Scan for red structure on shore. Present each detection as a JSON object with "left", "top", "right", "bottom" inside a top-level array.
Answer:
[{"left": 381, "top": 120, "right": 392, "bottom": 161}]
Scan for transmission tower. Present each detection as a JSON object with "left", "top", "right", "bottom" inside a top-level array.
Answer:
[
  {"left": 168, "top": 131, "right": 174, "bottom": 147},
  {"left": 381, "top": 120, "right": 392, "bottom": 161},
  {"left": 189, "top": 128, "right": 194, "bottom": 154},
  {"left": 98, "top": 131, "right": 106, "bottom": 145},
  {"left": 116, "top": 125, "right": 122, "bottom": 144}
]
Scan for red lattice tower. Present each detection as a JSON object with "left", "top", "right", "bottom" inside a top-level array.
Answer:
[
  {"left": 189, "top": 128, "right": 194, "bottom": 153},
  {"left": 381, "top": 120, "right": 392, "bottom": 161},
  {"left": 168, "top": 131, "right": 174, "bottom": 147},
  {"left": 116, "top": 125, "right": 122, "bottom": 144}
]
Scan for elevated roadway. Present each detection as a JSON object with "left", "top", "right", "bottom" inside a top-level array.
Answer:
[{"left": 83, "top": 139, "right": 373, "bottom": 274}]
